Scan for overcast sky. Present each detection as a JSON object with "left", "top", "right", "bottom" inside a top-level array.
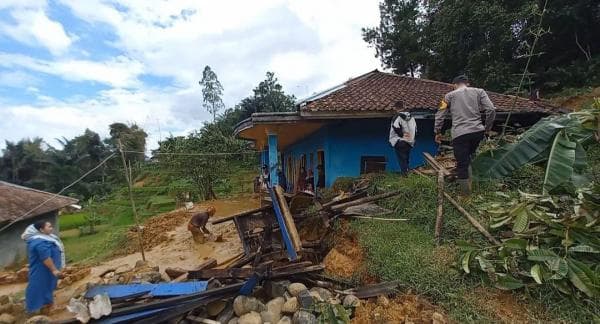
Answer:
[{"left": 0, "top": 0, "right": 382, "bottom": 149}]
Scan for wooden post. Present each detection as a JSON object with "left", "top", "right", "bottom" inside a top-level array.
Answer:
[
  {"left": 434, "top": 170, "right": 444, "bottom": 245},
  {"left": 443, "top": 192, "right": 501, "bottom": 245},
  {"left": 118, "top": 139, "right": 146, "bottom": 261}
]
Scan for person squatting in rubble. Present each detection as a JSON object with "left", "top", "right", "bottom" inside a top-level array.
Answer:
[
  {"left": 388, "top": 111, "right": 417, "bottom": 176},
  {"left": 187, "top": 206, "right": 216, "bottom": 242},
  {"left": 22, "top": 221, "right": 65, "bottom": 314},
  {"left": 434, "top": 74, "right": 496, "bottom": 197}
]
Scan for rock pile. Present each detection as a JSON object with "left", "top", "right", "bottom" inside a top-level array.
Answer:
[{"left": 184, "top": 281, "right": 361, "bottom": 324}]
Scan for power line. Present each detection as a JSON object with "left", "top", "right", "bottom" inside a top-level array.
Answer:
[
  {"left": 122, "top": 150, "right": 263, "bottom": 157},
  {"left": 0, "top": 153, "right": 117, "bottom": 234}
]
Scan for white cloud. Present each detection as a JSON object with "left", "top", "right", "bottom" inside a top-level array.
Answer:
[
  {"left": 0, "top": 53, "right": 144, "bottom": 88},
  {"left": 0, "top": 85, "right": 208, "bottom": 150},
  {"left": 0, "top": 0, "right": 384, "bottom": 149},
  {"left": 0, "top": 70, "right": 39, "bottom": 88},
  {"left": 0, "top": 8, "right": 73, "bottom": 55}
]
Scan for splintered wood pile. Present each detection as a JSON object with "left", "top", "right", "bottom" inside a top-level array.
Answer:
[{"left": 60, "top": 183, "right": 407, "bottom": 323}]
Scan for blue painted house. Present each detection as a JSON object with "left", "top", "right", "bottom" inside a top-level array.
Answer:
[{"left": 235, "top": 70, "right": 553, "bottom": 191}]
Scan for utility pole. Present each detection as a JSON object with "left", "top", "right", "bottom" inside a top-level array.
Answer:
[{"left": 118, "top": 139, "right": 146, "bottom": 261}]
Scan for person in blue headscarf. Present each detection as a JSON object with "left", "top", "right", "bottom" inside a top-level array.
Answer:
[{"left": 21, "top": 221, "right": 65, "bottom": 314}]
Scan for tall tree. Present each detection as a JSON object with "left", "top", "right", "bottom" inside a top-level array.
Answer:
[
  {"left": 364, "top": 0, "right": 600, "bottom": 93},
  {"left": 199, "top": 66, "right": 225, "bottom": 122},
  {"left": 0, "top": 138, "right": 46, "bottom": 188},
  {"left": 235, "top": 72, "right": 296, "bottom": 118},
  {"left": 362, "top": 0, "right": 426, "bottom": 77},
  {"left": 107, "top": 122, "right": 148, "bottom": 163}
]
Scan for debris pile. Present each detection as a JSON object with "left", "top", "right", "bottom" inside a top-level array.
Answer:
[
  {"left": 61, "top": 183, "right": 420, "bottom": 323},
  {"left": 123, "top": 209, "right": 190, "bottom": 254}
]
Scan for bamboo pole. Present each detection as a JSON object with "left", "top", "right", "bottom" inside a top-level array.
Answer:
[
  {"left": 118, "top": 139, "right": 146, "bottom": 261},
  {"left": 434, "top": 170, "right": 445, "bottom": 245},
  {"left": 443, "top": 192, "right": 500, "bottom": 245},
  {"left": 330, "top": 190, "right": 402, "bottom": 211}
]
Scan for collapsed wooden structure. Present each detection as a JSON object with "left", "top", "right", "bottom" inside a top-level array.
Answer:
[{"left": 60, "top": 183, "right": 404, "bottom": 323}]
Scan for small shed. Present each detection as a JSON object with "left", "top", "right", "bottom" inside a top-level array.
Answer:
[
  {"left": 0, "top": 181, "right": 78, "bottom": 269},
  {"left": 234, "top": 70, "right": 557, "bottom": 191}
]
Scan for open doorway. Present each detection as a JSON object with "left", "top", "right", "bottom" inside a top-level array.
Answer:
[{"left": 317, "top": 150, "right": 325, "bottom": 188}]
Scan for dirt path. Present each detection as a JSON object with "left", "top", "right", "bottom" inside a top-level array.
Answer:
[{"left": 1, "top": 196, "right": 260, "bottom": 321}]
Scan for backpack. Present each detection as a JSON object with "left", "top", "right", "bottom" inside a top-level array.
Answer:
[{"left": 392, "top": 113, "right": 410, "bottom": 137}]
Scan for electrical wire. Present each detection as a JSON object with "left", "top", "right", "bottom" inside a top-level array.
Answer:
[
  {"left": 0, "top": 153, "right": 117, "bottom": 234},
  {"left": 122, "top": 150, "right": 263, "bottom": 157}
]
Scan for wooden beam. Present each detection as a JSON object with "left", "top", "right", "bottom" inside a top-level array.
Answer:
[
  {"left": 210, "top": 205, "right": 271, "bottom": 225},
  {"left": 443, "top": 192, "right": 500, "bottom": 245},
  {"left": 423, "top": 152, "right": 450, "bottom": 176},
  {"left": 188, "top": 264, "right": 324, "bottom": 280},
  {"left": 434, "top": 170, "right": 445, "bottom": 245},
  {"left": 275, "top": 185, "right": 302, "bottom": 252},
  {"left": 330, "top": 190, "right": 402, "bottom": 211}
]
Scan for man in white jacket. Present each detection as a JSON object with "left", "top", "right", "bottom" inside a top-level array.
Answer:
[{"left": 389, "top": 112, "right": 417, "bottom": 176}]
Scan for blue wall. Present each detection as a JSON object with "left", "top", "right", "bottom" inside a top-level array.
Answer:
[{"left": 265, "top": 118, "right": 438, "bottom": 189}]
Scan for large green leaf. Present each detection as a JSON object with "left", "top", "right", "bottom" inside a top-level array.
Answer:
[
  {"left": 473, "top": 115, "right": 568, "bottom": 179},
  {"left": 503, "top": 238, "right": 528, "bottom": 250},
  {"left": 566, "top": 259, "right": 599, "bottom": 297},
  {"left": 512, "top": 208, "right": 530, "bottom": 233},
  {"left": 462, "top": 251, "right": 473, "bottom": 274},
  {"left": 495, "top": 274, "right": 525, "bottom": 290},
  {"left": 527, "top": 249, "right": 559, "bottom": 262},
  {"left": 531, "top": 264, "right": 543, "bottom": 284},
  {"left": 543, "top": 130, "right": 576, "bottom": 194}
]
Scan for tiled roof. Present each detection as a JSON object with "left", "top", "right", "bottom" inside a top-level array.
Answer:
[
  {"left": 0, "top": 181, "right": 78, "bottom": 223},
  {"left": 300, "top": 70, "right": 556, "bottom": 114}
]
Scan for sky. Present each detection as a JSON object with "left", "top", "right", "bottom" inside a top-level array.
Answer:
[{"left": 0, "top": 0, "right": 382, "bottom": 150}]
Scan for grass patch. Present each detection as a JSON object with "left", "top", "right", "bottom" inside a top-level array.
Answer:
[
  {"left": 350, "top": 172, "right": 595, "bottom": 322},
  {"left": 59, "top": 212, "right": 89, "bottom": 231}
]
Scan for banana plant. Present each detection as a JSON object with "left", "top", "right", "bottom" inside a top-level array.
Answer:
[{"left": 473, "top": 105, "right": 600, "bottom": 194}]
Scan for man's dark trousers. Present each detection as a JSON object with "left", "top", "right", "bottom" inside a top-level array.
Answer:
[
  {"left": 394, "top": 141, "right": 411, "bottom": 176},
  {"left": 452, "top": 131, "right": 485, "bottom": 179}
]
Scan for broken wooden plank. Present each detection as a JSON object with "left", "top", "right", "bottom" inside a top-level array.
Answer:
[
  {"left": 226, "top": 251, "right": 259, "bottom": 269},
  {"left": 269, "top": 186, "right": 298, "bottom": 260},
  {"left": 434, "top": 170, "right": 445, "bottom": 245},
  {"left": 275, "top": 185, "right": 302, "bottom": 253},
  {"left": 210, "top": 205, "right": 272, "bottom": 225},
  {"left": 188, "top": 264, "right": 324, "bottom": 280},
  {"left": 165, "top": 258, "right": 217, "bottom": 280},
  {"left": 354, "top": 281, "right": 400, "bottom": 299},
  {"left": 443, "top": 192, "right": 501, "bottom": 245},
  {"left": 320, "top": 191, "right": 367, "bottom": 210},
  {"left": 423, "top": 152, "right": 450, "bottom": 176},
  {"left": 330, "top": 190, "right": 402, "bottom": 212}
]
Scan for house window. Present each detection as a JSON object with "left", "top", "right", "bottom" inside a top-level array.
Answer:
[{"left": 360, "top": 156, "right": 387, "bottom": 174}]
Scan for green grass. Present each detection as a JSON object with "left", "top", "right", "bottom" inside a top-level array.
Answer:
[
  {"left": 349, "top": 172, "right": 596, "bottom": 323},
  {"left": 59, "top": 212, "right": 89, "bottom": 231}
]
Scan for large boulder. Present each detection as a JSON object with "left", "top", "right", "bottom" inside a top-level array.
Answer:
[
  {"left": 260, "top": 310, "right": 280, "bottom": 323},
  {"left": 238, "top": 311, "right": 261, "bottom": 324},
  {"left": 233, "top": 296, "right": 266, "bottom": 316},
  {"left": 0, "top": 313, "right": 15, "bottom": 324},
  {"left": 287, "top": 283, "right": 307, "bottom": 297},
  {"left": 281, "top": 297, "right": 298, "bottom": 314},
  {"left": 277, "top": 316, "right": 292, "bottom": 324}
]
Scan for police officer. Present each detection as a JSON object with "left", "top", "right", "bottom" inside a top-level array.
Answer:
[
  {"left": 389, "top": 111, "right": 417, "bottom": 176},
  {"left": 434, "top": 75, "right": 496, "bottom": 196}
]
